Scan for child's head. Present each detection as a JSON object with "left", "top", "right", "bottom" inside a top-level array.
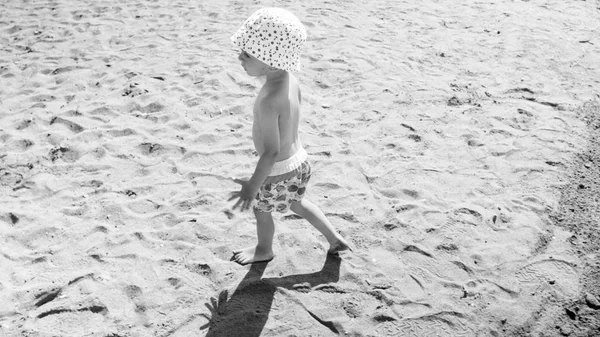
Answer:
[{"left": 231, "top": 8, "right": 307, "bottom": 73}]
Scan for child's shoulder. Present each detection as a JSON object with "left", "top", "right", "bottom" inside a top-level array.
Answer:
[
  {"left": 265, "top": 77, "right": 299, "bottom": 101},
  {"left": 258, "top": 91, "right": 288, "bottom": 112},
  {"left": 258, "top": 85, "right": 298, "bottom": 115}
]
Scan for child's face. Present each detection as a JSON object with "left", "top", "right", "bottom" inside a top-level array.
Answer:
[{"left": 238, "top": 50, "right": 271, "bottom": 77}]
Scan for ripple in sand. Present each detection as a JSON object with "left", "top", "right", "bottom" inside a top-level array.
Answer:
[
  {"left": 30, "top": 94, "right": 56, "bottom": 102},
  {"left": 106, "top": 128, "right": 136, "bottom": 137},
  {"left": 88, "top": 106, "right": 117, "bottom": 117},
  {"left": 50, "top": 116, "right": 84, "bottom": 133},
  {"left": 61, "top": 204, "right": 88, "bottom": 217},
  {"left": 127, "top": 199, "right": 163, "bottom": 214},
  {"left": 50, "top": 66, "right": 79, "bottom": 75}
]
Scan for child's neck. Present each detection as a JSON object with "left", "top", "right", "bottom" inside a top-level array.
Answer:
[{"left": 264, "top": 69, "right": 288, "bottom": 84}]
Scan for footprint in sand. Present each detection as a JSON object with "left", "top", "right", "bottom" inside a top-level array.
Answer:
[
  {"left": 123, "top": 284, "right": 143, "bottom": 300},
  {"left": 475, "top": 181, "right": 505, "bottom": 196},
  {"left": 122, "top": 83, "right": 148, "bottom": 98},
  {"left": 138, "top": 142, "right": 186, "bottom": 157},
  {"left": 505, "top": 112, "right": 534, "bottom": 131},
  {"left": 453, "top": 207, "right": 483, "bottom": 225},
  {"left": 2, "top": 212, "right": 20, "bottom": 225},
  {"left": 462, "top": 279, "right": 519, "bottom": 300},
  {"left": 90, "top": 146, "right": 106, "bottom": 159},
  {"left": 175, "top": 196, "right": 212, "bottom": 211},
  {"left": 437, "top": 207, "right": 485, "bottom": 235},
  {"left": 515, "top": 259, "right": 579, "bottom": 299},
  {"left": 488, "top": 128, "right": 514, "bottom": 138},
  {"left": 32, "top": 274, "right": 108, "bottom": 322},
  {"left": 185, "top": 263, "right": 212, "bottom": 277},
  {"left": 404, "top": 252, "right": 473, "bottom": 283},
  {"left": 342, "top": 295, "right": 367, "bottom": 318},
  {"left": 376, "top": 187, "right": 421, "bottom": 200},
  {"left": 375, "top": 312, "right": 475, "bottom": 337},
  {"left": 127, "top": 199, "right": 162, "bottom": 214},
  {"left": 71, "top": 10, "right": 91, "bottom": 21},
  {"left": 166, "top": 277, "right": 183, "bottom": 289},
  {"left": 393, "top": 203, "right": 419, "bottom": 213},
  {"left": 48, "top": 146, "right": 80, "bottom": 163},
  {"left": 142, "top": 102, "right": 165, "bottom": 113},
  {"left": 408, "top": 134, "right": 422, "bottom": 142},
  {"left": 138, "top": 142, "right": 166, "bottom": 156},
  {"left": 5, "top": 139, "right": 35, "bottom": 152},
  {"left": 17, "top": 226, "right": 67, "bottom": 250},
  {"left": 14, "top": 119, "right": 33, "bottom": 130}
]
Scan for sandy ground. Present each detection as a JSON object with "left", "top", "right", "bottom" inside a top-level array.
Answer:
[{"left": 1, "top": 0, "right": 600, "bottom": 336}]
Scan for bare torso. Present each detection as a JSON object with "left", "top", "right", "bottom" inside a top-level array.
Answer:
[{"left": 252, "top": 73, "right": 301, "bottom": 161}]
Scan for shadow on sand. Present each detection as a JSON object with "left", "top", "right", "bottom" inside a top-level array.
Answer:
[{"left": 201, "top": 254, "right": 342, "bottom": 336}]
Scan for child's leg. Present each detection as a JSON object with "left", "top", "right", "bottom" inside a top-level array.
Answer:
[
  {"left": 232, "top": 210, "right": 276, "bottom": 265},
  {"left": 290, "top": 198, "right": 351, "bottom": 254}
]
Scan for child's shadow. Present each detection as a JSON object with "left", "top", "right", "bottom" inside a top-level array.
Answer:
[{"left": 201, "top": 254, "right": 342, "bottom": 337}]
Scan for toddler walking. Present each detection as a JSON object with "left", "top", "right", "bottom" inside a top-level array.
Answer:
[{"left": 228, "top": 8, "right": 351, "bottom": 265}]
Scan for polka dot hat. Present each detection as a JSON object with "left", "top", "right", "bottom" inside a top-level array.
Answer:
[{"left": 231, "top": 8, "right": 307, "bottom": 73}]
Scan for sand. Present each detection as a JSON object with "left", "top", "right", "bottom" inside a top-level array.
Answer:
[{"left": 1, "top": 0, "right": 599, "bottom": 336}]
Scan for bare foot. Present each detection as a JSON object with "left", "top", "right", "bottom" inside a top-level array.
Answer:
[
  {"left": 231, "top": 246, "right": 275, "bottom": 266},
  {"left": 327, "top": 237, "right": 353, "bottom": 255}
]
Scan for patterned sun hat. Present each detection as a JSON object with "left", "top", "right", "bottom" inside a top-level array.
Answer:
[{"left": 231, "top": 8, "right": 307, "bottom": 73}]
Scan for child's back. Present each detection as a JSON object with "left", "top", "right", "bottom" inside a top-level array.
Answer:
[{"left": 252, "top": 72, "right": 301, "bottom": 163}]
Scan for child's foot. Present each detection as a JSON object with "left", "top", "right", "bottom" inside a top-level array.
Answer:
[
  {"left": 231, "top": 246, "right": 275, "bottom": 266},
  {"left": 327, "top": 237, "right": 353, "bottom": 255}
]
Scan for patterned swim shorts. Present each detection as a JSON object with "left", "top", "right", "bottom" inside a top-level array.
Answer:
[{"left": 254, "top": 160, "right": 312, "bottom": 213}]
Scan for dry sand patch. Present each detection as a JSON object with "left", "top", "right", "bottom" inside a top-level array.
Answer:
[{"left": 1, "top": 0, "right": 599, "bottom": 336}]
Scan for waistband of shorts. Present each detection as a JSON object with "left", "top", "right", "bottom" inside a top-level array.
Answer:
[
  {"left": 264, "top": 160, "right": 309, "bottom": 184},
  {"left": 269, "top": 147, "right": 307, "bottom": 177}
]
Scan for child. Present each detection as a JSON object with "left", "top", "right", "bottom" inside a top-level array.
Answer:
[{"left": 228, "top": 7, "right": 351, "bottom": 266}]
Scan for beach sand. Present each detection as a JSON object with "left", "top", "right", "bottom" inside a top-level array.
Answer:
[{"left": 1, "top": 0, "right": 599, "bottom": 336}]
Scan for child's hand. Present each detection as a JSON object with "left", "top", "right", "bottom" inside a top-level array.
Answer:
[{"left": 229, "top": 178, "right": 258, "bottom": 211}]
